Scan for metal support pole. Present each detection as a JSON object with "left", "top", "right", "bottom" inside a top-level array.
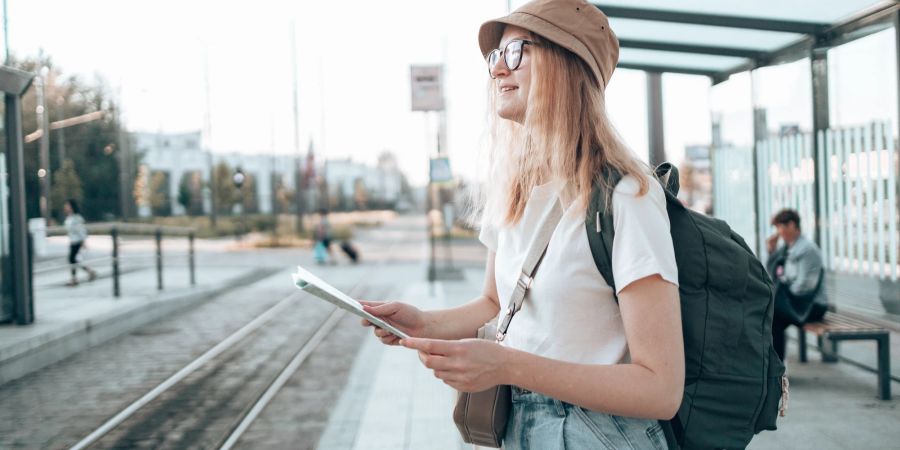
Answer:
[
  {"left": 155, "top": 228, "right": 163, "bottom": 291},
  {"left": 646, "top": 71, "right": 666, "bottom": 167},
  {"left": 751, "top": 74, "right": 767, "bottom": 255},
  {"left": 428, "top": 183, "right": 437, "bottom": 282},
  {"left": 188, "top": 232, "right": 196, "bottom": 286},
  {"left": 7, "top": 92, "right": 34, "bottom": 324},
  {"left": 56, "top": 100, "right": 66, "bottom": 163},
  {"left": 436, "top": 125, "right": 454, "bottom": 272},
  {"left": 878, "top": 334, "right": 891, "bottom": 400},
  {"left": 295, "top": 156, "right": 306, "bottom": 234},
  {"left": 425, "top": 113, "right": 436, "bottom": 282},
  {"left": 111, "top": 227, "right": 120, "bottom": 297},
  {"left": 811, "top": 49, "right": 830, "bottom": 248},
  {"left": 290, "top": 23, "right": 305, "bottom": 234},
  {"left": 35, "top": 73, "right": 51, "bottom": 222},
  {"left": 893, "top": 11, "right": 900, "bottom": 278},
  {"left": 117, "top": 108, "right": 130, "bottom": 220},
  {"left": 3, "top": 0, "right": 9, "bottom": 64},
  {"left": 798, "top": 327, "right": 808, "bottom": 362},
  {"left": 895, "top": 11, "right": 900, "bottom": 148}
]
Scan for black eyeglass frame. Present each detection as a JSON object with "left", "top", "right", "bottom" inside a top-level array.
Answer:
[{"left": 486, "top": 39, "right": 538, "bottom": 78}]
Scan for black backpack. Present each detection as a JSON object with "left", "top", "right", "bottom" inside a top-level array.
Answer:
[{"left": 585, "top": 163, "right": 786, "bottom": 450}]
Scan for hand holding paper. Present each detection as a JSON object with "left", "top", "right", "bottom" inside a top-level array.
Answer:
[{"left": 291, "top": 266, "right": 410, "bottom": 340}]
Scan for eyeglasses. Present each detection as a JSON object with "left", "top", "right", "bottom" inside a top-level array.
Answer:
[{"left": 486, "top": 39, "right": 536, "bottom": 78}]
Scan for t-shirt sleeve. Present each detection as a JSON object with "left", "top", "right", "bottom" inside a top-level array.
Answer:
[
  {"left": 610, "top": 175, "right": 679, "bottom": 295},
  {"left": 478, "top": 218, "right": 499, "bottom": 253}
]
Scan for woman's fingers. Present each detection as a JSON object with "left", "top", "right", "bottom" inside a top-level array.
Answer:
[
  {"left": 362, "top": 301, "right": 402, "bottom": 317},
  {"left": 433, "top": 370, "right": 460, "bottom": 382},
  {"left": 400, "top": 337, "right": 455, "bottom": 356},
  {"left": 374, "top": 327, "right": 394, "bottom": 338},
  {"left": 373, "top": 326, "right": 401, "bottom": 344},
  {"left": 418, "top": 353, "right": 455, "bottom": 371},
  {"left": 358, "top": 300, "right": 385, "bottom": 307}
]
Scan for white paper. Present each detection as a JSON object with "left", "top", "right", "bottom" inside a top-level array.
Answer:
[{"left": 291, "top": 266, "right": 411, "bottom": 340}]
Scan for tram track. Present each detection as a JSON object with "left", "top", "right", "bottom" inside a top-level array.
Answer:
[{"left": 69, "top": 225, "right": 409, "bottom": 450}]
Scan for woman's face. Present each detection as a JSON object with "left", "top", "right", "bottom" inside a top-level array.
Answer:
[
  {"left": 63, "top": 202, "right": 72, "bottom": 215},
  {"left": 491, "top": 25, "right": 533, "bottom": 123}
]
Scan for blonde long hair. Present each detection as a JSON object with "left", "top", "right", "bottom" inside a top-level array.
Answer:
[{"left": 481, "top": 33, "right": 649, "bottom": 226}]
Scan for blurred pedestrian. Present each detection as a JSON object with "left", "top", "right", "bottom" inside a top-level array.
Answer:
[
  {"left": 63, "top": 199, "right": 97, "bottom": 286},
  {"left": 314, "top": 209, "right": 335, "bottom": 265},
  {"left": 360, "top": 1, "right": 681, "bottom": 448},
  {"left": 765, "top": 209, "right": 828, "bottom": 361}
]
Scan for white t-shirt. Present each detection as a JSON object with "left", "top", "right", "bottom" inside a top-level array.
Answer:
[{"left": 479, "top": 175, "right": 678, "bottom": 365}]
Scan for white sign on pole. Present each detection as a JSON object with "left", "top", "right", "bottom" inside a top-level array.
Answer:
[{"left": 410, "top": 65, "right": 444, "bottom": 112}]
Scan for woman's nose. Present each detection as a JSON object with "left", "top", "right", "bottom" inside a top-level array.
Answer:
[{"left": 490, "top": 57, "right": 510, "bottom": 79}]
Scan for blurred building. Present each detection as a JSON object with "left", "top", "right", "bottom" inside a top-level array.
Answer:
[
  {"left": 131, "top": 131, "right": 301, "bottom": 216},
  {"left": 133, "top": 131, "right": 408, "bottom": 216},
  {"left": 324, "top": 151, "right": 406, "bottom": 211}
]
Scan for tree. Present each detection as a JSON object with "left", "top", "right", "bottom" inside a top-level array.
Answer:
[
  {"left": 354, "top": 177, "right": 368, "bottom": 210},
  {"left": 49, "top": 159, "right": 83, "bottom": 216},
  {"left": 275, "top": 179, "right": 294, "bottom": 215},
  {"left": 178, "top": 171, "right": 203, "bottom": 215},
  {"left": 149, "top": 171, "right": 171, "bottom": 216},
  {"left": 14, "top": 53, "right": 139, "bottom": 222},
  {"left": 240, "top": 173, "right": 259, "bottom": 214},
  {"left": 133, "top": 165, "right": 150, "bottom": 215},
  {"left": 177, "top": 176, "right": 192, "bottom": 214},
  {"left": 332, "top": 183, "right": 345, "bottom": 211},
  {"left": 212, "top": 161, "right": 236, "bottom": 215}
]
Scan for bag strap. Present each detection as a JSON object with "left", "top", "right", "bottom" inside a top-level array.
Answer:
[
  {"left": 585, "top": 163, "right": 681, "bottom": 300},
  {"left": 585, "top": 168, "right": 622, "bottom": 298},
  {"left": 494, "top": 198, "right": 564, "bottom": 342}
]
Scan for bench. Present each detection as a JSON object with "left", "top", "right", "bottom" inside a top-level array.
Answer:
[{"left": 797, "top": 312, "right": 891, "bottom": 400}]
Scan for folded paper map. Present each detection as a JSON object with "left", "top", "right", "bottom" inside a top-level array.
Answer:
[{"left": 291, "top": 266, "right": 410, "bottom": 339}]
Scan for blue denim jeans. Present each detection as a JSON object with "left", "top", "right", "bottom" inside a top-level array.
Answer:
[{"left": 502, "top": 386, "right": 668, "bottom": 450}]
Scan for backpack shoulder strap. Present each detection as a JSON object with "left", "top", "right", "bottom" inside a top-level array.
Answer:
[
  {"left": 584, "top": 163, "right": 682, "bottom": 300},
  {"left": 585, "top": 168, "right": 621, "bottom": 297}
]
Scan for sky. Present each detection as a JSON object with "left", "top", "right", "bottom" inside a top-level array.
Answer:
[{"left": 7, "top": 0, "right": 715, "bottom": 186}]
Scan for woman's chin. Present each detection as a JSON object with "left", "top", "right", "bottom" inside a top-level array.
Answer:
[{"left": 496, "top": 106, "right": 525, "bottom": 123}]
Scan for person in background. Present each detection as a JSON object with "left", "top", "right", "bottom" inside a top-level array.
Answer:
[
  {"left": 63, "top": 199, "right": 97, "bottom": 286},
  {"left": 315, "top": 209, "right": 336, "bottom": 265},
  {"left": 765, "top": 208, "right": 828, "bottom": 361}
]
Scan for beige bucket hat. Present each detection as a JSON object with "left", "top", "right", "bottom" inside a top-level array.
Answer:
[{"left": 478, "top": 0, "right": 619, "bottom": 89}]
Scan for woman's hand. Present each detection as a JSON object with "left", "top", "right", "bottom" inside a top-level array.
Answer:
[
  {"left": 360, "top": 301, "right": 427, "bottom": 345},
  {"left": 400, "top": 337, "right": 509, "bottom": 392}
]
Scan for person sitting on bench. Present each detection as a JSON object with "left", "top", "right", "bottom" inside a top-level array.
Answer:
[{"left": 765, "top": 209, "right": 828, "bottom": 361}]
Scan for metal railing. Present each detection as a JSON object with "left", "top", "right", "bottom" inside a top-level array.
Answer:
[
  {"left": 816, "top": 122, "right": 898, "bottom": 279},
  {"left": 713, "top": 120, "right": 899, "bottom": 281},
  {"left": 36, "top": 222, "right": 197, "bottom": 297}
]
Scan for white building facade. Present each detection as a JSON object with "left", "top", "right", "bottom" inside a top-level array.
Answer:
[{"left": 133, "top": 132, "right": 407, "bottom": 216}]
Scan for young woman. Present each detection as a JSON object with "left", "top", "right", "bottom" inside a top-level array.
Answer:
[
  {"left": 362, "top": 1, "right": 683, "bottom": 447},
  {"left": 63, "top": 199, "right": 97, "bottom": 286}
]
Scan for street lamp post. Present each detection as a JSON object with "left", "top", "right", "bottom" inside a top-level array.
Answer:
[
  {"left": 35, "top": 67, "right": 51, "bottom": 223},
  {"left": 233, "top": 167, "right": 245, "bottom": 241}
]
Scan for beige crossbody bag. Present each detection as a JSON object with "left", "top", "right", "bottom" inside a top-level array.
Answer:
[{"left": 452, "top": 199, "right": 563, "bottom": 448}]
